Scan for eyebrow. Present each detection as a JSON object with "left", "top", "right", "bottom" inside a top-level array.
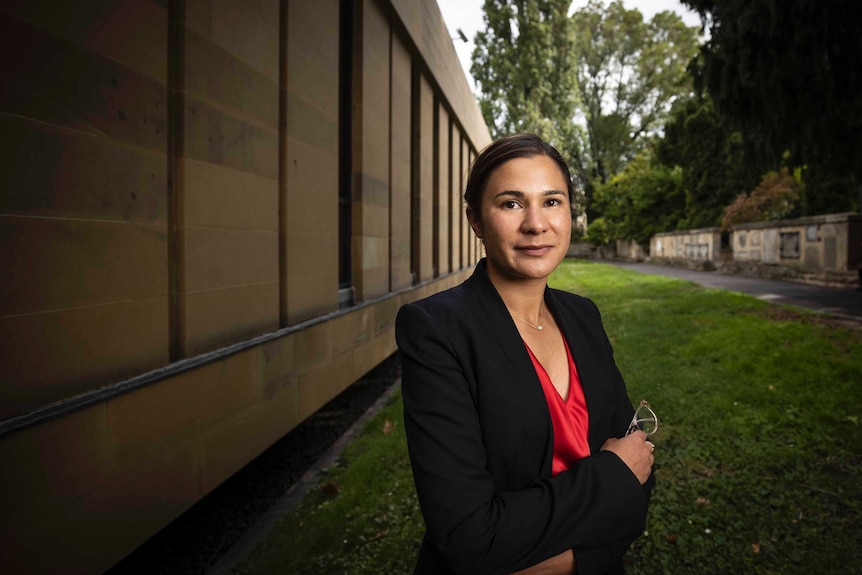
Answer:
[{"left": 493, "top": 190, "right": 566, "bottom": 199}]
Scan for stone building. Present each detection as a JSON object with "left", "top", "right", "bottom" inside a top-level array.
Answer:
[
  {"left": 728, "top": 213, "right": 862, "bottom": 285},
  {"left": 646, "top": 214, "right": 862, "bottom": 286},
  {"left": 649, "top": 227, "right": 724, "bottom": 268},
  {"left": 0, "top": 1, "right": 490, "bottom": 572}
]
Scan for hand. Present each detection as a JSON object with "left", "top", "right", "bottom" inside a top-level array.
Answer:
[{"left": 600, "top": 430, "right": 654, "bottom": 485}]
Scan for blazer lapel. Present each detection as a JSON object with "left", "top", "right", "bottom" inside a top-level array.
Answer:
[
  {"left": 464, "top": 261, "right": 531, "bottom": 369},
  {"left": 464, "top": 260, "right": 556, "bottom": 472},
  {"left": 545, "top": 289, "right": 606, "bottom": 453}
]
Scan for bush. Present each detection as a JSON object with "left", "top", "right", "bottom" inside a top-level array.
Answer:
[{"left": 721, "top": 167, "right": 801, "bottom": 230}]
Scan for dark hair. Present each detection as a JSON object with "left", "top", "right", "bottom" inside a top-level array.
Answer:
[{"left": 464, "top": 133, "right": 575, "bottom": 215}]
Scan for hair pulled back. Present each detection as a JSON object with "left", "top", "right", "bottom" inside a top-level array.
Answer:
[{"left": 464, "top": 133, "right": 575, "bottom": 217}]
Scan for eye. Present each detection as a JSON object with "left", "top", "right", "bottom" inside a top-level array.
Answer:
[
  {"left": 545, "top": 198, "right": 563, "bottom": 207},
  {"left": 501, "top": 200, "right": 521, "bottom": 209}
]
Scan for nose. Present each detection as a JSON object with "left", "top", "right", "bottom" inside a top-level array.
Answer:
[{"left": 520, "top": 206, "right": 548, "bottom": 234}]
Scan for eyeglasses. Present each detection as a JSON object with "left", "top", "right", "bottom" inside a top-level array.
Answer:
[{"left": 626, "top": 399, "right": 658, "bottom": 436}]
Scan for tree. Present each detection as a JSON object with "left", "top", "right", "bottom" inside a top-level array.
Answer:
[
  {"left": 656, "top": 94, "right": 761, "bottom": 228},
  {"left": 681, "top": 0, "right": 862, "bottom": 209},
  {"left": 572, "top": 1, "right": 701, "bottom": 185},
  {"left": 472, "top": 0, "right": 578, "bottom": 149},
  {"left": 588, "top": 150, "right": 687, "bottom": 246}
]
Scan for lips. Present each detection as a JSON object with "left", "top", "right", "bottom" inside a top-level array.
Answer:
[{"left": 516, "top": 245, "right": 553, "bottom": 256}]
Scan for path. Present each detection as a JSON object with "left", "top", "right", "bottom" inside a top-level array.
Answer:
[{"left": 607, "top": 262, "right": 862, "bottom": 321}]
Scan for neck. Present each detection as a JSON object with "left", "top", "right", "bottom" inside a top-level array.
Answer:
[{"left": 485, "top": 263, "right": 547, "bottom": 320}]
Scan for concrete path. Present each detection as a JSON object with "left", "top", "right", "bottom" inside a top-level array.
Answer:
[{"left": 607, "top": 262, "right": 862, "bottom": 321}]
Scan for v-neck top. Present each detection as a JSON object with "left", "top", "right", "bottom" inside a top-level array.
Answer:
[{"left": 524, "top": 336, "right": 591, "bottom": 476}]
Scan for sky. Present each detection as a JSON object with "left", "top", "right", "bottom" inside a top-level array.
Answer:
[{"left": 437, "top": 0, "right": 703, "bottom": 94}]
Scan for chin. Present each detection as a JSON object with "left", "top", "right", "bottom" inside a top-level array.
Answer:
[
  {"left": 519, "top": 264, "right": 558, "bottom": 280},
  {"left": 505, "top": 257, "right": 562, "bottom": 281},
  {"left": 485, "top": 245, "right": 566, "bottom": 279}
]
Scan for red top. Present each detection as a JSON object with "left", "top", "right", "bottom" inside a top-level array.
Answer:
[{"left": 525, "top": 337, "right": 590, "bottom": 476}]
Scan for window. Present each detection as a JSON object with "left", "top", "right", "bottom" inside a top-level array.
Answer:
[{"left": 780, "top": 232, "right": 800, "bottom": 259}]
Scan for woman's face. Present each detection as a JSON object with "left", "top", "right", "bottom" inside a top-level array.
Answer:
[{"left": 467, "top": 154, "right": 572, "bottom": 283}]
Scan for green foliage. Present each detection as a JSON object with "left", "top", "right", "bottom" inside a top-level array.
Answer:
[
  {"left": 796, "top": 165, "right": 860, "bottom": 216},
  {"left": 721, "top": 167, "right": 802, "bottom": 230},
  {"left": 590, "top": 150, "right": 686, "bottom": 246},
  {"left": 681, "top": 0, "right": 862, "bottom": 188},
  {"left": 233, "top": 262, "right": 862, "bottom": 575},
  {"left": 657, "top": 96, "right": 761, "bottom": 228},
  {"left": 572, "top": 1, "right": 701, "bottom": 185},
  {"left": 472, "top": 0, "right": 578, "bottom": 148},
  {"left": 583, "top": 215, "right": 611, "bottom": 245}
]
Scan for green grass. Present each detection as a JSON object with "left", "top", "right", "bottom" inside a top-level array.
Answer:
[{"left": 234, "top": 261, "right": 862, "bottom": 575}]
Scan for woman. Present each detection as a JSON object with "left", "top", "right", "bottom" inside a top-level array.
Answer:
[{"left": 396, "top": 134, "right": 654, "bottom": 575}]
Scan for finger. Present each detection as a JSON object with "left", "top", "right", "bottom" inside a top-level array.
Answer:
[
  {"left": 629, "top": 430, "right": 647, "bottom": 441},
  {"left": 645, "top": 440, "right": 655, "bottom": 452}
]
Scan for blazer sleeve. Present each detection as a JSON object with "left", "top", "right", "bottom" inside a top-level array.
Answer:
[
  {"left": 568, "top": 296, "right": 655, "bottom": 574},
  {"left": 397, "top": 301, "right": 650, "bottom": 575}
]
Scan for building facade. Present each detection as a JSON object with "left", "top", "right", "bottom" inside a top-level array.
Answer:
[
  {"left": 0, "top": 1, "right": 490, "bottom": 572},
  {"left": 646, "top": 214, "right": 861, "bottom": 286},
  {"left": 649, "top": 228, "right": 724, "bottom": 266},
  {"left": 729, "top": 213, "right": 862, "bottom": 285}
]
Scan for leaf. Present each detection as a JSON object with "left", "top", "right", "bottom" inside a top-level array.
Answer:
[
  {"left": 383, "top": 420, "right": 396, "bottom": 434},
  {"left": 320, "top": 481, "right": 340, "bottom": 495}
]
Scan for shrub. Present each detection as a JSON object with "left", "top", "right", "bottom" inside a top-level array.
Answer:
[{"left": 721, "top": 167, "right": 801, "bottom": 230}]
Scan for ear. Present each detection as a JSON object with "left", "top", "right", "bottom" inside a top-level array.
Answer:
[{"left": 466, "top": 206, "right": 483, "bottom": 238}]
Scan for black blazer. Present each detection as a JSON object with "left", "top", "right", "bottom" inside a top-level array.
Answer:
[{"left": 396, "top": 260, "right": 653, "bottom": 575}]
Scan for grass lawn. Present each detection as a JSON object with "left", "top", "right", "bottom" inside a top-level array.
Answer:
[{"left": 233, "top": 261, "right": 862, "bottom": 575}]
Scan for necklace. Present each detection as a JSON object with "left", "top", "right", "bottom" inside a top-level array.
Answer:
[{"left": 509, "top": 303, "right": 545, "bottom": 331}]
